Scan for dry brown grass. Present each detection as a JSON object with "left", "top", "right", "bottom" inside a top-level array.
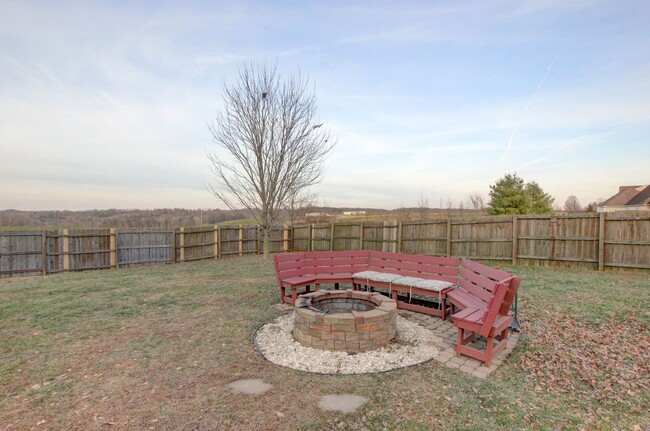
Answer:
[{"left": 1, "top": 257, "right": 648, "bottom": 430}]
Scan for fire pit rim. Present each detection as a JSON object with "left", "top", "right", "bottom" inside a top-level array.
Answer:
[{"left": 293, "top": 289, "right": 397, "bottom": 352}]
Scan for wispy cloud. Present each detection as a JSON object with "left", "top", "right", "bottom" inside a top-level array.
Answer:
[{"left": 498, "top": 56, "right": 557, "bottom": 169}]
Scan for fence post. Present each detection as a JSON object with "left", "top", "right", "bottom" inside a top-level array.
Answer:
[
  {"left": 217, "top": 226, "right": 222, "bottom": 258},
  {"left": 213, "top": 225, "right": 219, "bottom": 259},
  {"left": 109, "top": 228, "right": 117, "bottom": 269},
  {"left": 115, "top": 229, "right": 120, "bottom": 269},
  {"left": 446, "top": 219, "right": 452, "bottom": 257},
  {"left": 393, "top": 221, "right": 398, "bottom": 253},
  {"left": 179, "top": 227, "right": 185, "bottom": 262},
  {"left": 359, "top": 222, "right": 364, "bottom": 250},
  {"left": 598, "top": 212, "right": 605, "bottom": 271},
  {"left": 41, "top": 231, "right": 47, "bottom": 275},
  {"left": 397, "top": 221, "right": 402, "bottom": 253},
  {"left": 512, "top": 215, "right": 518, "bottom": 265},
  {"left": 309, "top": 224, "right": 313, "bottom": 251},
  {"left": 283, "top": 224, "right": 289, "bottom": 252},
  {"left": 550, "top": 216, "right": 557, "bottom": 263},
  {"left": 330, "top": 223, "right": 335, "bottom": 251},
  {"left": 238, "top": 225, "right": 243, "bottom": 256},
  {"left": 62, "top": 229, "right": 69, "bottom": 272}
]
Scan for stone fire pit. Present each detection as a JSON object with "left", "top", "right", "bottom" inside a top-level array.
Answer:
[{"left": 293, "top": 290, "right": 397, "bottom": 353}]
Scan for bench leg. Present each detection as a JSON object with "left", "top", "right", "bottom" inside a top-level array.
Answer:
[
  {"left": 291, "top": 288, "right": 298, "bottom": 304},
  {"left": 456, "top": 328, "right": 508, "bottom": 366},
  {"left": 485, "top": 336, "right": 494, "bottom": 367},
  {"left": 496, "top": 328, "right": 510, "bottom": 343},
  {"left": 456, "top": 327, "right": 477, "bottom": 355}
]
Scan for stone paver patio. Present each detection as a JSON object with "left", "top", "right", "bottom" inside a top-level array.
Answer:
[{"left": 397, "top": 309, "right": 520, "bottom": 378}]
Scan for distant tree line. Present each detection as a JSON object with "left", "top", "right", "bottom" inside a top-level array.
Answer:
[{"left": 0, "top": 208, "right": 245, "bottom": 229}]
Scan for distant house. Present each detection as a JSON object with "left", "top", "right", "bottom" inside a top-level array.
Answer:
[
  {"left": 597, "top": 185, "right": 650, "bottom": 212},
  {"left": 343, "top": 211, "right": 367, "bottom": 216}
]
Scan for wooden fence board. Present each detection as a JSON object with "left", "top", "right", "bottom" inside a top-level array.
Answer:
[
  {"left": 178, "top": 226, "right": 216, "bottom": 261},
  {"left": 67, "top": 229, "right": 112, "bottom": 271},
  {"left": 311, "top": 224, "right": 332, "bottom": 251},
  {"left": 400, "top": 221, "right": 447, "bottom": 256},
  {"left": 117, "top": 230, "right": 174, "bottom": 266},
  {"left": 332, "top": 223, "right": 361, "bottom": 251},
  {"left": 0, "top": 232, "right": 43, "bottom": 277}
]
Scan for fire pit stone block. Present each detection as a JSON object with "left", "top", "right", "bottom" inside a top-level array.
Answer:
[{"left": 293, "top": 290, "right": 397, "bottom": 353}]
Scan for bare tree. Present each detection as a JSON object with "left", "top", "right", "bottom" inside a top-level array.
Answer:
[
  {"left": 417, "top": 189, "right": 430, "bottom": 221},
  {"left": 466, "top": 192, "right": 485, "bottom": 211},
  {"left": 285, "top": 188, "right": 318, "bottom": 226},
  {"left": 445, "top": 197, "right": 454, "bottom": 215},
  {"left": 207, "top": 63, "right": 334, "bottom": 258},
  {"left": 564, "top": 195, "right": 582, "bottom": 212}
]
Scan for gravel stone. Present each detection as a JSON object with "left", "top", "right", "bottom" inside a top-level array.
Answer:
[{"left": 255, "top": 313, "right": 441, "bottom": 374}]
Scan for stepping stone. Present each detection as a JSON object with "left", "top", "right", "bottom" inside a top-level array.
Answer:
[
  {"left": 318, "top": 394, "right": 368, "bottom": 413},
  {"left": 226, "top": 378, "right": 272, "bottom": 396}
]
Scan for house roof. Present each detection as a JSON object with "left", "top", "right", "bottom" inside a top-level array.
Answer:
[{"left": 600, "top": 185, "right": 650, "bottom": 206}]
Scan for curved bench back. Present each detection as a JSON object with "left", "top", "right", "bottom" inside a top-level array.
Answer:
[
  {"left": 273, "top": 252, "right": 306, "bottom": 285},
  {"left": 303, "top": 250, "right": 371, "bottom": 275},
  {"left": 458, "top": 259, "right": 513, "bottom": 304},
  {"left": 367, "top": 251, "right": 459, "bottom": 283}
]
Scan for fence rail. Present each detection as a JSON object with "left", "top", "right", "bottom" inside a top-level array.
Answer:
[{"left": 1, "top": 214, "right": 649, "bottom": 278}]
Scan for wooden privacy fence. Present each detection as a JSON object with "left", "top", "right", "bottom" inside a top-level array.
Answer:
[
  {"left": 289, "top": 214, "right": 650, "bottom": 271},
  {"left": 0, "top": 225, "right": 264, "bottom": 278},
  {"left": 1, "top": 214, "right": 649, "bottom": 278}
]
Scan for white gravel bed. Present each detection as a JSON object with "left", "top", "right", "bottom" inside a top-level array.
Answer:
[{"left": 254, "top": 313, "right": 442, "bottom": 374}]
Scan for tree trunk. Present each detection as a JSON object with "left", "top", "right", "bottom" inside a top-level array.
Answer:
[{"left": 263, "top": 228, "right": 270, "bottom": 260}]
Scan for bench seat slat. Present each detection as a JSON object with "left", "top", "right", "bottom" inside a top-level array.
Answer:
[{"left": 281, "top": 275, "right": 317, "bottom": 287}]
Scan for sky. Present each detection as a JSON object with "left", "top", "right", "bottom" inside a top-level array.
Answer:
[{"left": 1, "top": 1, "right": 649, "bottom": 211}]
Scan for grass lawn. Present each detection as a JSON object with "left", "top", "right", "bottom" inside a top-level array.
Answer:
[{"left": 1, "top": 257, "right": 648, "bottom": 430}]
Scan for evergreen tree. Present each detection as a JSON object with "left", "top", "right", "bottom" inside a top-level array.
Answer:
[
  {"left": 487, "top": 173, "right": 530, "bottom": 215},
  {"left": 488, "top": 173, "right": 555, "bottom": 215},
  {"left": 526, "top": 181, "right": 555, "bottom": 214}
]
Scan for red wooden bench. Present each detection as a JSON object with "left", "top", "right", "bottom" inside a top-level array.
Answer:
[{"left": 448, "top": 260, "right": 521, "bottom": 366}]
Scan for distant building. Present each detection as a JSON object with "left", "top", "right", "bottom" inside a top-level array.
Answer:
[
  {"left": 597, "top": 185, "right": 650, "bottom": 212},
  {"left": 343, "top": 211, "right": 367, "bottom": 216},
  {"left": 305, "top": 212, "right": 328, "bottom": 217}
]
